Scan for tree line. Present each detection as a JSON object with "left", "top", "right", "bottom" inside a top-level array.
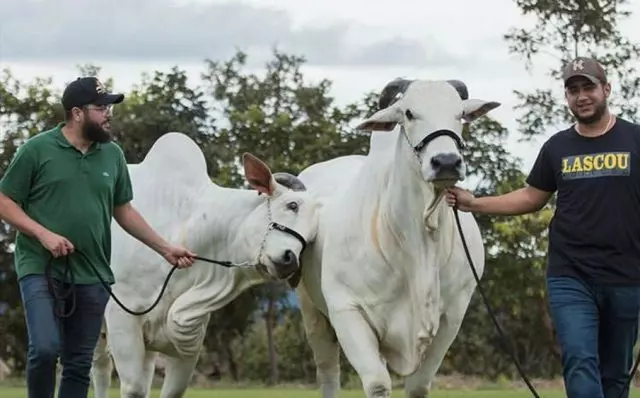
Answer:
[{"left": 1, "top": 0, "right": 638, "bottom": 385}]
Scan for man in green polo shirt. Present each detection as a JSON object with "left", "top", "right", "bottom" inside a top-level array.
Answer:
[{"left": 0, "top": 76, "right": 197, "bottom": 398}]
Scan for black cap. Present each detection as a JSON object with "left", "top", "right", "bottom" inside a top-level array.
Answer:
[
  {"left": 562, "top": 56, "right": 607, "bottom": 87},
  {"left": 61, "top": 77, "right": 125, "bottom": 110}
]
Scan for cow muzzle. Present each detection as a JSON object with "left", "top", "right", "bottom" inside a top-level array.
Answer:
[
  {"left": 273, "top": 250, "right": 299, "bottom": 279},
  {"left": 430, "top": 152, "right": 464, "bottom": 183}
]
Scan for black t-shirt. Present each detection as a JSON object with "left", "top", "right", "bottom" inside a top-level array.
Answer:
[{"left": 526, "top": 117, "right": 640, "bottom": 285}]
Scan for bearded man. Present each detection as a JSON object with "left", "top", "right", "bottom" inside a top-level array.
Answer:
[
  {"left": 0, "top": 77, "right": 197, "bottom": 398},
  {"left": 446, "top": 57, "right": 640, "bottom": 398}
]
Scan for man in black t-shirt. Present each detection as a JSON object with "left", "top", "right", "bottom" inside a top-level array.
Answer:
[{"left": 445, "top": 56, "right": 640, "bottom": 398}]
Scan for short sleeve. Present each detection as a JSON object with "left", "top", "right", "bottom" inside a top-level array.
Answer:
[
  {"left": 526, "top": 140, "right": 557, "bottom": 193},
  {"left": 113, "top": 146, "right": 133, "bottom": 206},
  {"left": 0, "top": 144, "right": 37, "bottom": 204}
]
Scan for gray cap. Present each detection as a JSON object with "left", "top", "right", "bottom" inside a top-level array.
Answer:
[{"left": 562, "top": 56, "right": 607, "bottom": 86}]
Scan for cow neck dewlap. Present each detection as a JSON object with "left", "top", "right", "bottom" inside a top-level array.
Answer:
[
  {"left": 423, "top": 191, "right": 445, "bottom": 232},
  {"left": 368, "top": 139, "right": 438, "bottom": 266},
  {"left": 165, "top": 189, "right": 269, "bottom": 357},
  {"left": 393, "top": 130, "right": 446, "bottom": 233},
  {"left": 366, "top": 138, "right": 443, "bottom": 356},
  {"left": 394, "top": 132, "right": 438, "bottom": 236}
]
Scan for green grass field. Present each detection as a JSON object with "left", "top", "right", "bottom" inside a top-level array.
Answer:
[{"left": 2, "top": 386, "right": 640, "bottom": 397}]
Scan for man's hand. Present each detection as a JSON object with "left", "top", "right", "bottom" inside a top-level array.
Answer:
[
  {"left": 38, "top": 230, "right": 75, "bottom": 258},
  {"left": 444, "top": 186, "right": 476, "bottom": 212},
  {"left": 161, "top": 244, "right": 197, "bottom": 269}
]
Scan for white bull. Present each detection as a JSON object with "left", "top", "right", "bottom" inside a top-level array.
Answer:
[
  {"left": 295, "top": 79, "right": 501, "bottom": 398},
  {"left": 90, "top": 132, "right": 321, "bottom": 398}
]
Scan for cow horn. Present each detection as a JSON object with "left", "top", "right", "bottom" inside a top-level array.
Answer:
[
  {"left": 378, "top": 78, "right": 414, "bottom": 110},
  {"left": 446, "top": 80, "right": 469, "bottom": 100},
  {"left": 273, "top": 172, "right": 306, "bottom": 192}
]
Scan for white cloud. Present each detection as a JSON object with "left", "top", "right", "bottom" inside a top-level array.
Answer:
[
  {"left": 2, "top": 0, "right": 640, "bottom": 175},
  {"left": 0, "top": 0, "right": 457, "bottom": 67}
]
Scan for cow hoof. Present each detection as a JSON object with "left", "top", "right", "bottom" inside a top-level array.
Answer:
[
  {"left": 123, "top": 393, "right": 146, "bottom": 398},
  {"left": 407, "top": 386, "right": 428, "bottom": 398},
  {"left": 405, "top": 380, "right": 432, "bottom": 398},
  {"left": 367, "top": 384, "right": 391, "bottom": 398},
  {"left": 121, "top": 385, "right": 147, "bottom": 398}
]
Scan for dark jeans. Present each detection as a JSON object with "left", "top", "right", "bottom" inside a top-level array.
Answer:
[
  {"left": 547, "top": 276, "right": 640, "bottom": 398},
  {"left": 18, "top": 274, "right": 110, "bottom": 398}
]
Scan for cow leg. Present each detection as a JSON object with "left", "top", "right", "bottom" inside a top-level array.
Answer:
[
  {"left": 298, "top": 286, "right": 341, "bottom": 398},
  {"left": 403, "top": 288, "right": 472, "bottom": 398},
  {"left": 105, "top": 307, "right": 156, "bottom": 398},
  {"left": 330, "top": 309, "right": 392, "bottom": 398},
  {"left": 90, "top": 326, "right": 112, "bottom": 398},
  {"left": 158, "top": 355, "right": 199, "bottom": 398},
  {"left": 115, "top": 347, "right": 157, "bottom": 398}
]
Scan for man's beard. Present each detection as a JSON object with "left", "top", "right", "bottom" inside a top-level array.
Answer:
[
  {"left": 82, "top": 120, "right": 112, "bottom": 143},
  {"left": 571, "top": 100, "right": 607, "bottom": 125}
]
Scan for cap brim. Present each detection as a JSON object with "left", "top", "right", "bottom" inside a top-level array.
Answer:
[
  {"left": 94, "top": 93, "right": 125, "bottom": 105},
  {"left": 564, "top": 74, "right": 599, "bottom": 86}
]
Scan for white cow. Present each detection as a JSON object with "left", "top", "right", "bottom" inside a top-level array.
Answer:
[
  {"left": 295, "top": 78, "right": 500, "bottom": 398},
  {"left": 90, "top": 132, "right": 321, "bottom": 398}
]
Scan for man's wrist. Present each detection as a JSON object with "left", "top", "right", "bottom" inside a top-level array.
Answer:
[
  {"left": 29, "top": 223, "right": 49, "bottom": 242},
  {"left": 468, "top": 197, "right": 482, "bottom": 212},
  {"left": 155, "top": 239, "right": 175, "bottom": 257}
]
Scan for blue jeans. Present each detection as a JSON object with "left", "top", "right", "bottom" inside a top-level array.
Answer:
[
  {"left": 18, "top": 274, "right": 110, "bottom": 398},
  {"left": 547, "top": 276, "right": 640, "bottom": 398}
]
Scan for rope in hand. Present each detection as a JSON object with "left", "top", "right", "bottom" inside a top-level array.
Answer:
[
  {"left": 452, "top": 205, "right": 640, "bottom": 398},
  {"left": 42, "top": 215, "right": 306, "bottom": 319},
  {"left": 44, "top": 248, "right": 238, "bottom": 318},
  {"left": 451, "top": 205, "right": 540, "bottom": 398}
]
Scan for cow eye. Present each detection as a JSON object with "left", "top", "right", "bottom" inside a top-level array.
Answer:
[
  {"left": 405, "top": 109, "right": 414, "bottom": 120},
  {"left": 286, "top": 201, "right": 299, "bottom": 212}
]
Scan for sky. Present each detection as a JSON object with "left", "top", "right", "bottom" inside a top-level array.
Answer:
[{"left": 2, "top": 0, "right": 640, "bottom": 177}]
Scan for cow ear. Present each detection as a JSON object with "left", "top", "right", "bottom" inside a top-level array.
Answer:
[
  {"left": 243, "top": 153, "right": 276, "bottom": 196},
  {"left": 355, "top": 105, "right": 402, "bottom": 132},
  {"left": 461, "top": 99, "right": 501, "bottom": 123}
]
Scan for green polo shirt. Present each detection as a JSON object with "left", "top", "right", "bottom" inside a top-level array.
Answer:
[{"left": 0, "top": 123, "right": 133, "bottom": 284}]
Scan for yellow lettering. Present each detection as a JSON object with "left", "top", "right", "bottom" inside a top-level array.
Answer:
[
  {"left": 582, "top": 155, "right": 593, "bottom": 171},
  {"left": 562, "top": 158, "right": 571, "bottom": 173},
  {"left": 617, "top": 153, "right": 629, "bottom": 169},
  {"left": 571, "top": 157, "right": 583, "bottom": 172},
  {"left": 562, "top": 152, "right": 630, "bottom": 174},
  {"left": 593, "top": 154, "right": 604, "bottom": 169},
  {"left": 604, "top": 153, "right": 616, "bottom": 169}
]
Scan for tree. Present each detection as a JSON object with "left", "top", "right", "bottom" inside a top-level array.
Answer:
[
  {"left": 112, "top": 67, "right": 218, "bottom": 165},
  {"left": 200, "top": 48, "right": 374, "bottom": 187},
  {"left": 504, "top": 0, "right": 640, "bottom": 141}
]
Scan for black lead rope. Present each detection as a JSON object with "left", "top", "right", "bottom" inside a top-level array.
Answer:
[
  {"left": 451, "top": 206, "right": 540, "bottom": 397},
  {"left": 46, "top": 250, "right": 183, "bottom": 318},
  {"left": 44, "top": 220, "right": 308, "bottom": 319},
  {"left": 452, "top": 206, "right": 640, "bottom": 398},
  {"left": 412, "top": 128, "right": 636, "bottom": 396}
]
